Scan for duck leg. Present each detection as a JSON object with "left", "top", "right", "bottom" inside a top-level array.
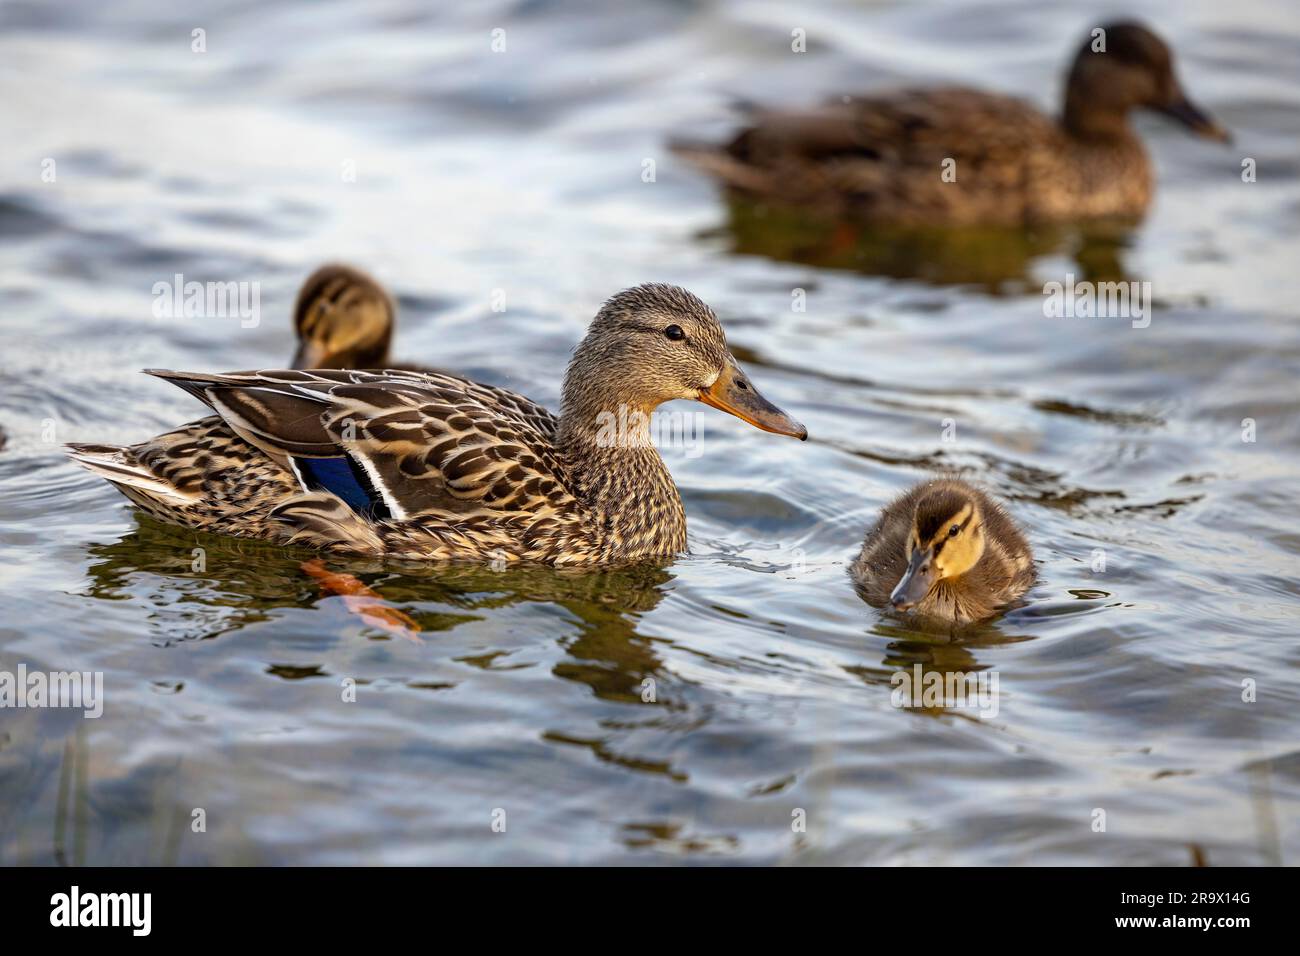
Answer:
[{"left": 300, "top": 558, "right": 421, "bottom": 642}]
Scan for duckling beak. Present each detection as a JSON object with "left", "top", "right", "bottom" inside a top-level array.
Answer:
[
  {"left": 1159, "top": 92, "right": 1232, "bottom": 144},
  {"left": 698, "top": 359, "right": 807, "bottom": 440},
  {"left": 291, "top": 340, "right": 333, "bottom": 370},
  {"left": 890, "top": 547, "right": 937, "bottom": 611}
]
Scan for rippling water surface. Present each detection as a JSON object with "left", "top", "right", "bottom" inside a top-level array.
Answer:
[{"left": 1, "top": 0, "right": 1298, "bottom": 864}]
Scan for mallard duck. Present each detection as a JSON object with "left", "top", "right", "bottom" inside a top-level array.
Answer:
[
  {"left": 67, "top": 284, "right": 807, "bottom": 565},
  {"left": 850, "top": 478, "right": 1034, "bottom": 624},
  {"left": 291, "top": 263, "right": 396, "bottom": 369},
  {"left": 673, "top": 21, "right": 1230, "bottom": 225},
  {"left": 292, "top": 263, "right": 455, "bottom": 374}
]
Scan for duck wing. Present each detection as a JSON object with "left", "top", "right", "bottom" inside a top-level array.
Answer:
[
  {"left": 144, "top": 368, "right": 576, "bottom": 524},
  {"left": 833, "top": 88, "right": 1054, "bottom": 162}
]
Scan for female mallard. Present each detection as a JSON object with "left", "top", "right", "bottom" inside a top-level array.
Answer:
[
  {"left": 674, "top": 21, "right": 1229, "bottom": 225},
  {"left": 291, "top": 263, "right": 396, "bottom": 369},
  {"left": 850, "top": 479, "right": 1034, "bottom": 624},
  {"left": 68, "top": 284, "right": 807, "bottom": 565}
]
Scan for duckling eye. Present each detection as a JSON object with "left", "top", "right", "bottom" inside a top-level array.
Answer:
[
  {"left": 664, "top": 324, "right": 686, "bottom": 341},
  {"left": 949, "top": 524, "right": 961, "bottom": 537}
]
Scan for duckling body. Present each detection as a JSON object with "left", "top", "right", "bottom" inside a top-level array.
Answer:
[
  {"left": 851, "top": 479, "right": 1034, "bottom": 624},
  {"left": 675, "top": 21, "right": 1228, "bottom": 225},
  {"left": 69, "top": 285, "right": 806, "bottom": 565}
]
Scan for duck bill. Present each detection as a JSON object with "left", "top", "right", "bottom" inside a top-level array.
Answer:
[
  {"left": 291, "top": 340, "right": 332, "bottom": 370},
  {"left": 697, "top": 360, "right": 807, "bottom": 440},
  {"left": 1159, "top": 92, "right": 1231, "bottom": 144},
  {"left": 890, "top": 548, "right": 936, "bottom": 611}
]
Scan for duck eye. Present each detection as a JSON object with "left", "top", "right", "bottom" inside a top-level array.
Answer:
[
  {"left": 949, "top": 524, "right": 961, "bottom": 537},
  {"left": 664, "top": 324, "right": 685, "bottom": 341}
]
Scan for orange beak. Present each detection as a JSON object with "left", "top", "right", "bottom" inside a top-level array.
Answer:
[{"left": 697, "top": 359, "right": 807, "bottom": 440}]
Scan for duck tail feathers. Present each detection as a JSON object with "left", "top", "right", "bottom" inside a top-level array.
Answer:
[{"left": 65, "top": 443, "right": 194, "bottom": 504}]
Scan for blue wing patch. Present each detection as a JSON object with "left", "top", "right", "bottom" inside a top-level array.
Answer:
[{"left": 294, "top": 455, "right": 391, "bottom": 520}]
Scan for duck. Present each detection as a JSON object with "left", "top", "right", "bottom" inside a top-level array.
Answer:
[
  {"left": 850, "top": 478, "right": 1034, "bottom": 624},
  {"left": 672, "top": 21, "right": 1230, "bottom": 226},
  {"left": 290, "top": 263, "right": 396, "bottom": 369},
  {"left": 67, "top": 284, "right": 807, "bottom": 565}
]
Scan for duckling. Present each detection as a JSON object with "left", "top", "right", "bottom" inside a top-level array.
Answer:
[
  {"left": 68, "top": 284, "right": 807, "bottom": 565},
  {"left": 673, "top": 21, "right": 1230, "bottom": 225},
  {"left": 291, "top": 263, "right": 396, "bottom": 369},
  {"left": 850, "top": 479, "right": 1034, "bottom": 624}
]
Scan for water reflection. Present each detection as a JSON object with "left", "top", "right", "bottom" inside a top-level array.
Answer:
[
  {"left": 706, "top": 196, "right": 1138, "bottom": 290},
  {"left": 47, "top": 723, "right": 197, "bottom": 867},
  {"left": 382, "top": 560, "right": 677, "bottom": 704},
  {"left": 843, "top": 598, "right": 1047, "bottom": 719},
  {"left": 83, "top": 519, "right": 305, "bottom": 645},
  {"left": 84, "top": 514, "right": 675, "bottom": 702}
]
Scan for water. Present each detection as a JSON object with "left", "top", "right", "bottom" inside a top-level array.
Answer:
[{"left": 1, "top": 0, "right": 1297, "bottom": 865}]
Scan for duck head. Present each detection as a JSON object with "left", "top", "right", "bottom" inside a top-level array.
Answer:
[
  {"left": 291, "top": 263, "right": 395, "bottom": 369},
  {"left": 560, "top": 283, "right": 807, "bottom": 444},
  {"left": 890, "top": 486, "right": 986, "bottom": 611},
  {"left": 1063, "top": 20, "right": 1230, "bottom": 144}
]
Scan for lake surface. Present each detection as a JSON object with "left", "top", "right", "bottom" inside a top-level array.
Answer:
[{"left": 1, "top": 0, "right": 1297, "bottom": 865}]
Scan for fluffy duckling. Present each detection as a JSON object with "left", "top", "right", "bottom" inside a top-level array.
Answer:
[
  {"left": 291, "top": 263, "right": 396, "bottom": 369},
  {"left": 851, "top": 479, "right": 1034, "bottom": 624},
  {"left": 674, "top": 21, "right": 1230, "bottom": 225}
]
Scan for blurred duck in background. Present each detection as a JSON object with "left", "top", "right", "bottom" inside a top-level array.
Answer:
[
  {"left": 291, "top": 263, "right": 396, "bottom": 369},
  {"left": 850, "top": 478, "right": 1035, "bottom": 625},
  {"left": 674, "top": 20, "right": 1230, "bottom": 226}
]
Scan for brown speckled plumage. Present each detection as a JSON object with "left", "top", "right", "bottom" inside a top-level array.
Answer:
[
  {"left": 674, "top": 21, "right": 1228, "bottom": 225},
  {"left": 850, "top": 478, "right": 1035, "bottom": 624},
  {"left": 68, "top": 284, "right": 805, "bottom": 565}
]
